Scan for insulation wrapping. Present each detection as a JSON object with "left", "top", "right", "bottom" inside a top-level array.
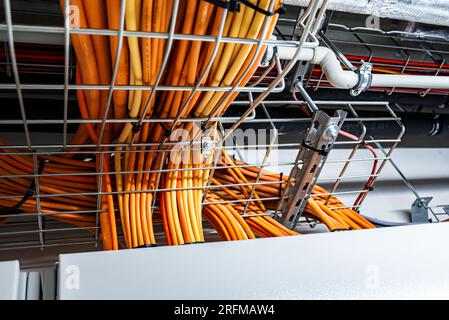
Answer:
[{"left": 284, "top": 0, "right": 449, "bottom": 27}]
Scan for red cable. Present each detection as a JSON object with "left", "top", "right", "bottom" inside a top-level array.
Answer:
[
  {"left": 344, "top": 54, "right": 449, "bottom": 70},
  {"left": 339, "top": 130, "right": 378, "bottom": 210}
]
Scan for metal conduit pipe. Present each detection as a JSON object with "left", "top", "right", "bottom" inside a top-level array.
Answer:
[
  {"left": 278, "top": 46, "right": 449, "bottom": 91},
  {"left": 284, "top": 0, "right": 449, "bottom": 27}
]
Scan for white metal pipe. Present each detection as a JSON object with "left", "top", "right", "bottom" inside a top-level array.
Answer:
[
  {"left": 309, "top": 46, "right": 358, "bottom": 89},
  {"left": 278, "top": 45, "right": 449, "bottom": 90},
  {"left": 370, "top": 73, "right": 449, "bottom": 89}
]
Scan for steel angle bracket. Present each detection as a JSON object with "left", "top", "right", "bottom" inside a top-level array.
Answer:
[
  {"left": 277, "top": 109, "right": 347, "bottom": 227},
  {"left": 411, "top": 197, "right": 433, "bottom": 223},
  {"left": 443, "top": 206, "right": 449, "bottom": 215}
]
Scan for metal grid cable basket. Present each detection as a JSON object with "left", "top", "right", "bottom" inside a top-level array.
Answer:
[{"left": 0, "top": 0, "right": 406, "bottom": 256}]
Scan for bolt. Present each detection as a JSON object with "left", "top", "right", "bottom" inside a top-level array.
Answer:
[
  {"left": 260, "top": 45, "right": 274, "bottom": 68},
  {"left": 362, "top": 64, "right": 372, "bottom": 72},
  {"left": 323, "top": 124, "right": 339, "bottom": 140},
  {"left": 202, "top": 141, "right": 212, "bottom": 149},
  {"left": 201, "top": 137, "right": 214, "bottom": 155}
]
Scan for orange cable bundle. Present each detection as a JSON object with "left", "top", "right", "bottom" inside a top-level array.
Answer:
[
  {"left": 219, "top": 159, "right": 376, "bottom": 231},
  {"left": 107, "top": 0, "right": 284, "bottom": 248},
  {"left": 0, "top": 141, "right": 98, "bottom": 228}
]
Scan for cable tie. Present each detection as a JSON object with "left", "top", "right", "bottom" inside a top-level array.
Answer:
[
  {"left": 201, "top": 122, "right": 214, "bottom": 133},
  {"left": 185, "top": 241, "right": 205, "bottom": 245},
  {"left": 131, "top": 122, "right": 142, "bottom": 133},
  {"left": 203, "top": 0, "right": 285, "bottom": 16},
  {"left": 240, "top": 0, "right": 286, "bottom": 16},
  {"left": 301, "top": 140, "right": 328, "bottom": 156},
  {"left": 134, "top": 244, "right": 158, "bottom": 249},
  {"left": 331, "top": 228, "right": 350, "bottom": 232},
  {"left": 203, "top": 0, "right": 241, "bottom": 12},
  {"left": 0, "top": 158, "right": 46, "bottom": 215},
  {"left": 163, "top": 127, "right": 172, "bottom": 138}
]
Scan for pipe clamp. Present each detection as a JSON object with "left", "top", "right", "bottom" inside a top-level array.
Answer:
[{"left": 350, "top": 61, "right": 372, "bottom": 96}]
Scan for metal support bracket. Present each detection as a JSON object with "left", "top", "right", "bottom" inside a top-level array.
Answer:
[
  {"left": 411, "top": 197, "right": 432, "bottom": 223},
  {"left": 350, "top": 61, "right": 372, "bottom": 96},
  {"left": 201, "top": 136, "right": 214, "bottom": 156},
  {"left": 277, "top": 109, "right": 347, "bottom": 227},
  {"left": 261, "top": 41, "right": 275, "bottom": 67},
  {"left": 290, "top": 59, "right": 313, "bottom": 92},
  {"left": 442, "top": 206, "right": 449, "bottom": 220}
]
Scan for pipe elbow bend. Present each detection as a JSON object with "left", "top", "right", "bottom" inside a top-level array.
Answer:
[{"left": 312, "top": 47, "right": 358, "bottom": 89}]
